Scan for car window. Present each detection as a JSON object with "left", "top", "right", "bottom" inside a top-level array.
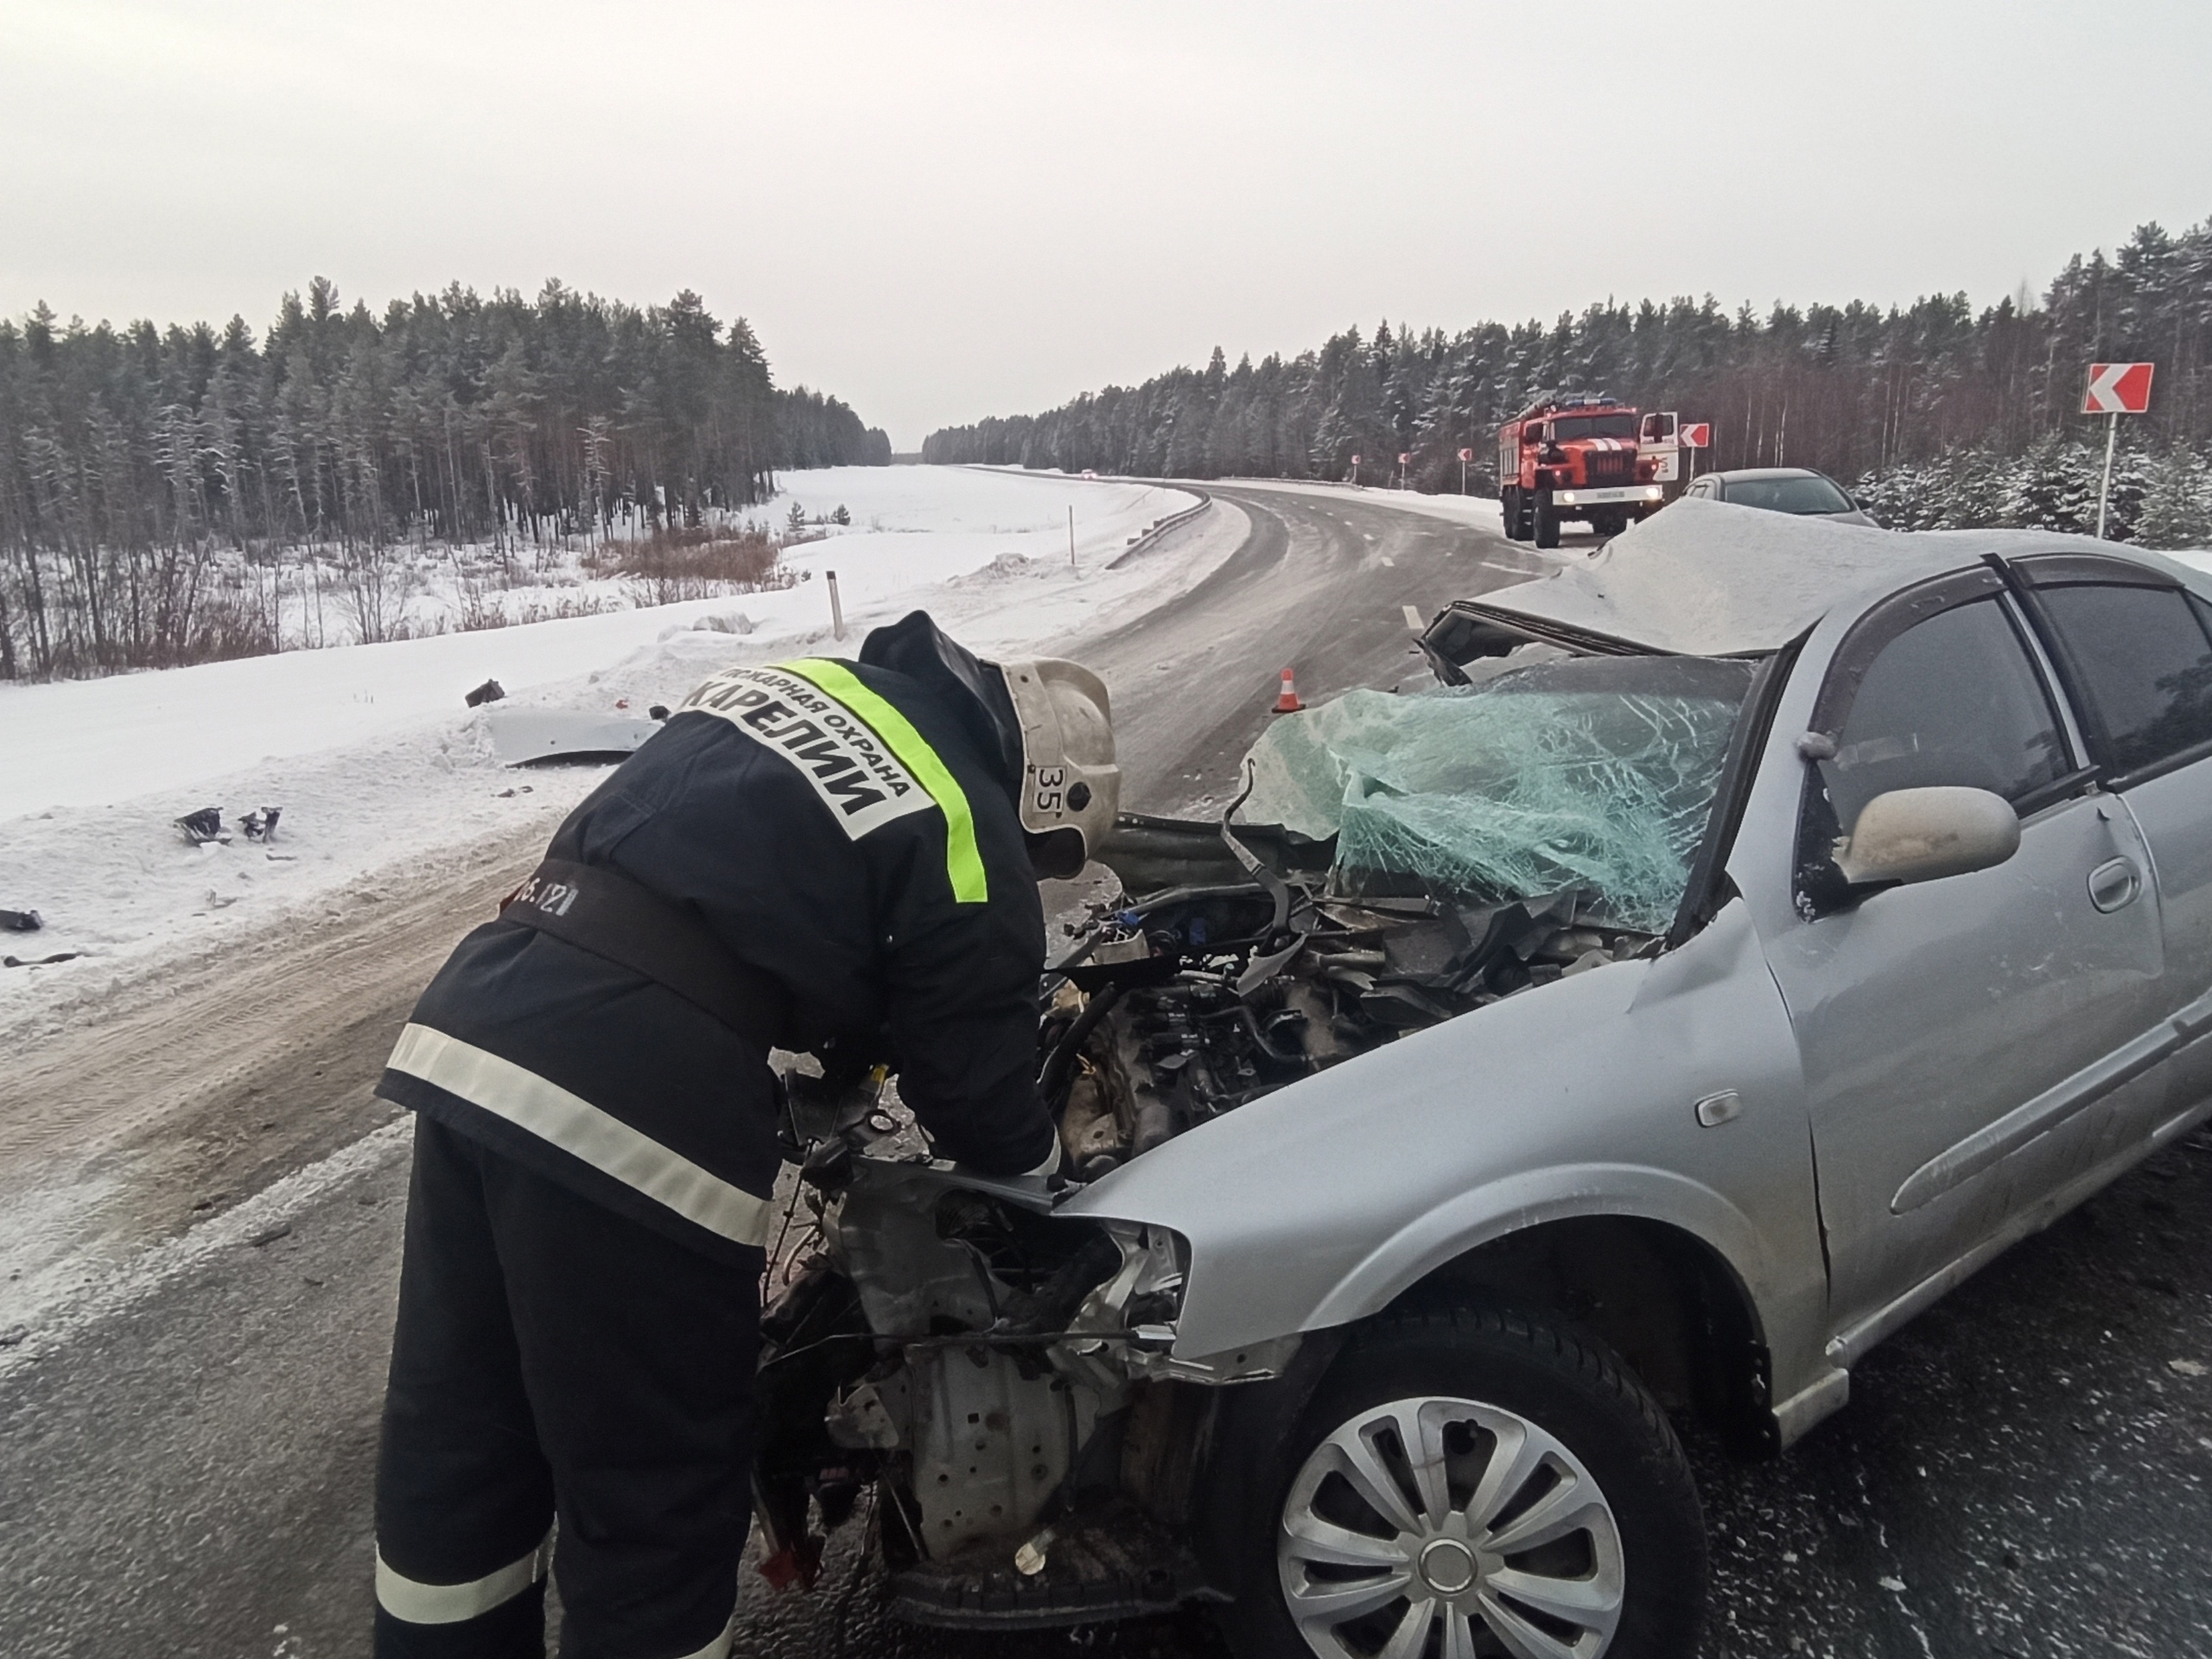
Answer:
[
  {"left": 2033, "top": 583, "right": 2212, "bottom": 778},
  {"left": 1725, "top": 474, "right": 1853, "bottom": 515},
  {"left": 1551, "top": 414, "right": 1638, "bottom": 441},
  {"left": 1818, "top": 597, "right": 2068, "bottom": 834}
]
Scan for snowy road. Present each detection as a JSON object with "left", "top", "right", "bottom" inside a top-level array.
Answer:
[{"left": 3, "top": 486, "right": 2209, "bottom": 1658}]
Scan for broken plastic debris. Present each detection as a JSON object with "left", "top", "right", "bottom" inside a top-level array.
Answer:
[
  {"left": 0, "top": 909, "right": 41, "bottom": 932},
  {"left": 464, "top": 677, "right": 505, "bottom": 708},
  {"left": 3, "top": 952, "right": 81, "bottom": 969},
  {"left": 1014, "top": 1526, "right": 1057, "bottom": 1577},
  {"left": 175, "top": 807, "right": 226, "bottom": 845},
  {"left": 240, "top": 806, "right": 282, "bottom": 842},
  {"left": 1240, "top": 658, "right": 1755, "bottom": 932},
  {"left": 487, "top": 709, "right": 659, "bottom": 766}
]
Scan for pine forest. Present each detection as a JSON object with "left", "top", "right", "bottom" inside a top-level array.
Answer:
[
  {"left": 0, "top": 278, "right": 889, "bottom": 680},
  {"left": 924, "top": 219, "right": 2212, "bottom": 551}
]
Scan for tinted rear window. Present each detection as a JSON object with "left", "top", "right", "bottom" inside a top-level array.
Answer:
[
  {"left": 2037, "top": 583, "right": 2212, "bottom": 775},
  {"left": 1723, "top": 475, "right": 1853, "bottom": 515}
]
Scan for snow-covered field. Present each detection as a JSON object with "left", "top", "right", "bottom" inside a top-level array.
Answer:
[{"left": 0, "top": 467, "right": 1226, "bottom": 1038}]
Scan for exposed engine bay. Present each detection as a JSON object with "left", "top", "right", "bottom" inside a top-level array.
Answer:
[{"left": 750, "top": 802, "right": 1663, "bottom": 1627}]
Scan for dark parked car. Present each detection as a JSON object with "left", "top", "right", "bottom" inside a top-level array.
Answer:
[{"left": 1681, "top": 466, "right": 1876, "bottom": 524}]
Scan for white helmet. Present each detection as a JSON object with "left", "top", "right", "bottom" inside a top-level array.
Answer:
[{"left": 999, "top": 658, "right": 1119, "bottom": 879}]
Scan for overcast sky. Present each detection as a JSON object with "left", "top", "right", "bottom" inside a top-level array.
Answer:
[{"left": 5, "top": 0, "right": 2207, "bottom": 448}]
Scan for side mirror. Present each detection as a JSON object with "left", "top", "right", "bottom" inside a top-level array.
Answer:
[{"left": 1834, "top": 786, "right": 2019, "bottom": 887}]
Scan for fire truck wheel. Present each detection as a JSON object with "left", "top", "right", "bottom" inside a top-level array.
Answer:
[
  {"left": 1534, "top": 493, "right": 1560, "bottom": 550},
  {"left": 1499, "top": 486, "right": 1522, "bottom": 540}
]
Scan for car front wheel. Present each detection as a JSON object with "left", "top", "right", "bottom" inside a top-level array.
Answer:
[{"left": 1218, "top": 1306, "right": 1706, "bottom": 1659}]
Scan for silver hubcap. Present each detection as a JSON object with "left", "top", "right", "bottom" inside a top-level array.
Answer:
[{"left": 1278, "top": 1395, "right": 1626, "bottom": 1659}]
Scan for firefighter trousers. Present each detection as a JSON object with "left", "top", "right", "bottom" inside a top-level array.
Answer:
[{"left": 373, "top": 1115, "right": 762, "bottom": 1659}]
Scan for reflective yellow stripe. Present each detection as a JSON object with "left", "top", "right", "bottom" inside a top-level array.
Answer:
[
  {"left": 375, "top": 1531, "right": 550, "bottom": 1624},
  {"left": 780, "top": 658, "right": 988, "bottom": 904},
  {"left": 385, "top": 1025, "right": 776, "bottom": 1247}
]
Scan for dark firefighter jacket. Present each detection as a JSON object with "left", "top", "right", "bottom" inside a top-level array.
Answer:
[{"left": 375, "top": 655, "right": 1058, "bottom": 1264}]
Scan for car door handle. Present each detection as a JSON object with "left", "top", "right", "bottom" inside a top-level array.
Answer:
[{"left": 2088, "top": 856, "right": 2142, "bottom": 913}]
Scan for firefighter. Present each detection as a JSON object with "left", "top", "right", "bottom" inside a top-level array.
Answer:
[{"left": 369, "top": 611, "right": 1118, "bottom": 1659}]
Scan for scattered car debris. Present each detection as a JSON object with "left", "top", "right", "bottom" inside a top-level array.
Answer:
[
  {"left": 486, "top": 708, "right": 661, "bottom": 767},
  {"left": 239, "top": 806, "right": 282, "bottom": 842},
  {"left": 0, "top": 1325, "right": 29, "bottom": 1350},
  {"left": 464, "top": 677, "right": 506, "bottom": 708},
  {"left": 247, "top": 1223, "right": 293, "bottom": 1249},
  {"left": 649, "top": 704, "right": 671, "bottom": 721},
  {"left": 4, "top": 952, "right": 82, "bottom": 969},
  {"left": 175, "top": 806, "right": 226, "bottom": 844},
  {"left": 0, "top": 909, "right": 42, "bottom": 932}
]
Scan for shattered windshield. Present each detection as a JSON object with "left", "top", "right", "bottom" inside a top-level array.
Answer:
[{"left": 1240, "top": 656, "right": 1759, "bottom": 932}]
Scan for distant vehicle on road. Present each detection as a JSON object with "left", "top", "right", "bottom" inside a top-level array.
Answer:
[
  {"left": 1681, "top": 466, "right": 1878, "bottom": 524},
  {"left": 1497, "top": 391, "right": 1669, "bottom": 547}
]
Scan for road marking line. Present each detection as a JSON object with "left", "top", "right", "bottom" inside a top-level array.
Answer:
[{"left": 0, "top": 1116, "right": 416, "bottom": 1377}]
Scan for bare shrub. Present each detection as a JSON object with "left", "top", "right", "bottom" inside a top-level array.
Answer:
[
  {"left": 182, "top": 580, "right": 281, "bottom": 664},
  {"left": 587, "top": 525, "right": 793, "bottom": 607}
]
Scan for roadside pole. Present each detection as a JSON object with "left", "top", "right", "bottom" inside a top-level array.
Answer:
[
  {"left": 2095, "top": 414, "right": 2119, "bottom": 541},
  {"left": 2082, "top": 362, "right": 2155, "bottom": 540},
  {"left": 1068, "top": 505, "right": 1077, "bottom": 573},
  {"left": 827, "top": 569, "right": 844, "bottom": 640},
  {"left": 1458, "top": 447, "right": 1473, "bottom": 494},
  {"left": 1678, "top": 422, "right": 1711, "bottom": 483}
]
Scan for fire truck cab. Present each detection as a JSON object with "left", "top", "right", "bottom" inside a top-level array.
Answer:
[{"left": 1497, "top": 392, "right": 1668, "bottom": 548}]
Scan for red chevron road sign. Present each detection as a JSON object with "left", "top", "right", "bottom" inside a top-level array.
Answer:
[{"left": 2083, "top": 362, "right": 2154, "bottom": 415}]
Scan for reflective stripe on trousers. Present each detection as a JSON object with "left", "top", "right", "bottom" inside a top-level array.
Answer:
[
  {"left": 374, "top": 1536, "right": 735, "bottom": 1658},
  {"left": 384, "top": 1023, "right": 775, "bottom": 1247},
  {"left": 374, "top": 1531, "right": 550, "bottom": 1624}
]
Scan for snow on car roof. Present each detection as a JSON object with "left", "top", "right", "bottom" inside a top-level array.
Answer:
[{"left": 1471, "top": 498, "right": 2125, "bottom": 656}]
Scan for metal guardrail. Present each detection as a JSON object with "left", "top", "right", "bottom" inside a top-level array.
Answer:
[{"left": 1106, "top": 483, "right": 1213, "bottom": 569}]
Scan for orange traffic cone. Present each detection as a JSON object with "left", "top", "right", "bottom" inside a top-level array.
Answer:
[{"left": 1272, "top": 668, "right": 1305, "bottom": 714}]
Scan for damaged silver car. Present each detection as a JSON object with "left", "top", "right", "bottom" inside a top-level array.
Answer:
[{"left": 753, "top": 500, "right": 2212, "bottom": 1658}]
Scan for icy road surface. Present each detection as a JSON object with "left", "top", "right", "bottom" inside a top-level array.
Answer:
[{"left": 3, "top": 483, "right": 2209, "bottom": 1658}]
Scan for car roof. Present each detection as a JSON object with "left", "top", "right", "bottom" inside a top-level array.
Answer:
[
  {"left": 1463, "top": 498, "right": 2139, "bottom": 657},
  {"left": 1707, "top": 467, "right": 1828, "bottom": 481}
]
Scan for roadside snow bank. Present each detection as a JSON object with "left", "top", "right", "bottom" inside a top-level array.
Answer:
[
  {"left": 0, "top": 468, "right": 1196, "bottom": 821},
  {"left": 0, "top": 474, "right": 1236, "bottom": 1036}
]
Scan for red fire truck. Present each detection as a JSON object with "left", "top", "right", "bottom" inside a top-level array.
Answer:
[{"left": 1497, "top": 392, "right": 1669, "bottom": 547}]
